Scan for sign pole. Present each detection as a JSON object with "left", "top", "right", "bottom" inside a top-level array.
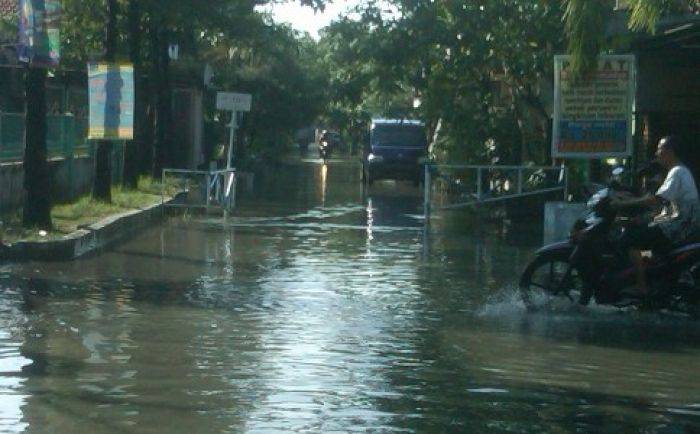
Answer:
[
  {"left": 216, "top": 91, "right": 251, "bottom": 217},
  {"left": 226, "top": 111, "right": 236, "bottom": 169}
]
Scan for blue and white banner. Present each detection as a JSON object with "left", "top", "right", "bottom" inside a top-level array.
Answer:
[
  {"left": 88, "top": 63, "right": 135, "bottom": 140},
  {"left": 18, "top": 0, "right": 61, "bottom": 67}
]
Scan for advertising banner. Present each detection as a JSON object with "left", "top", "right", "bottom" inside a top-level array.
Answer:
[
  {"left": 552, "top": 55, "right": 635, "bottom": 159},
  {"left": 88, "top": 63, "right": 134, "bottom": 140},
  {"left": 18, "top": 0, "right": 61, "bottom": 67}
]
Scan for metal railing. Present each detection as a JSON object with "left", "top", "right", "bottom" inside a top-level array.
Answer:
[
  {"left": 162, "top": 168, "right": 237, "bottom": 212},
  {"left": 0, "top": 112, "right": 91, "bottom": 162},
  {"left": 423, "top": 164, "right": 569, "bottom": 220}
]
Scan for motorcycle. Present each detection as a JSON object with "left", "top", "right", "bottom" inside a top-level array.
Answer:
[
  {"left": 319, "top": 139, "right": 331, "bottom": 162},
  {"left": 519, "top": 169, "right": 700, "bottom": 317}
]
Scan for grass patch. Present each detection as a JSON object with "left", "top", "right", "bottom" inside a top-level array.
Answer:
[{"left": 1, "top": 177, "right": 177, "bottom": 244}]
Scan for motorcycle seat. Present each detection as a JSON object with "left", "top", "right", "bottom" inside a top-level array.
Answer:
[{"left": 672, "top": 231, "right": 700, "bottom": 248}]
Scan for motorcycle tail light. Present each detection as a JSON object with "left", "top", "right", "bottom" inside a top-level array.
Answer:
[{"left": 674, "top": 252, "right": 692, "bottom": 263}]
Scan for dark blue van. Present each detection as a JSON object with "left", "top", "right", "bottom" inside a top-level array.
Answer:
[{"left": 363, "top": 119, "right": 427, "bottom": 186}]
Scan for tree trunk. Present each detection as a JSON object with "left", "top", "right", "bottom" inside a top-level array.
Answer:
[
  {"left": 23, "top": 67, "right": 52, "bottom": 229},
  {"left": 150, "top": 21, "right": 164, "bottom": 178},
  {"left": 93, "top": 142, "right": 113, "bottom": 199},
  {"left": 140, "top": 87, "right": 154, "bottom": 176},
  {"left": 150, "top": 23, "right": 172, "bottom": 179},
  {"left": 93, "top": 0, "right": 118, "bottom": 202},
  {"left": 123, "top": 0, "right": 142, "bottom": 189}
]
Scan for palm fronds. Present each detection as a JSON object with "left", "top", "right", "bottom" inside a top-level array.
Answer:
[
  {"left": 563, "top": 0, "right": 608, "bottom": 77},
  {"left": 627, "top": 0, "right": 670, "bottom": 32},
  {"left": 563, "top": 0, "right": 698, "bottom": 75}
]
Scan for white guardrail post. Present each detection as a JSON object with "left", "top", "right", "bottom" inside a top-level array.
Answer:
[
  {"left": 231, "top": 171, "right": 237, "bottom": 210},
  {"left": 424, "top": 164, "right": 431, "bottom": 224},
  {"left": 205, "top": 172, "right": 212, "bottom": 213},
  {"left": 476, "top": 167, "right": 482, "bottom": 200},
  {"left": 517, "top": 168, "right": 524, "bottom": 194},
  {"left": 423, "top": 164, "right": 572, "bottom": 212},
  {"left": 161, "top": 168, "right": 238, "bottom": 213}
]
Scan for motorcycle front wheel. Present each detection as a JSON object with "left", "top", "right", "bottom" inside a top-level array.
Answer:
[{"left": 519, "top": 254, "right": 587, "bottom": 311}]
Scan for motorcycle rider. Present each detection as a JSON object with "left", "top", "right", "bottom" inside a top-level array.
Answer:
[
  {"left": 319, "top": 130, "right": 332, "bottom": 157},
  {"left": 613, "top": 136, "right": 700, "bottom": 297}
]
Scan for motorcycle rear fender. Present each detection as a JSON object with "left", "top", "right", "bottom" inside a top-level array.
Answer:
[
  {"left": 666, "top": 243, "right": 700, "bottom": 268},
  {"left": 535, "top": 241, "right": 574, "bottom": 258}
]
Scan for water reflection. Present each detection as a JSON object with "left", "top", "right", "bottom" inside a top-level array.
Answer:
[
  {"left": 0, "top": 329, "right": 30, "bottom": 433},
  {"left": 319, "top": 163, "right": 328, "bottom": 206},
  {"left": 0, "top": 159, "right": 698, "bottom": 432}
]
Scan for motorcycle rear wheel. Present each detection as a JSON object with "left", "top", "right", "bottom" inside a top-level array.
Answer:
[
  {"left": 520, "top": 254, "right": 587, "bottom": 311},
  {"left": 668, "top": 260, "right": 700, "bottom": 319}
]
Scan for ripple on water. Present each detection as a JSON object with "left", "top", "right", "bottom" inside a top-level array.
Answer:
[
  {"left": 0, "top": 331, "right": 31, "bottom": 433},
  {"left": 1, "top": 180, "right": 700, "bottom": 433}
]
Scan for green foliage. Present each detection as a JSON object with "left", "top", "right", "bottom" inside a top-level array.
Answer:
[
  {"left": 204, "top": 23, "right": 329, "bottom": 159},
  {"left": 562, "top": 0, "right": 700, "bottom": 75},
  {"left": 316, "top": 0, "right": 565, "bottom": 164},
  {"left": 562, "top": 0, "right": 608, "bottom": 76},
  {"left": 57, "top": 0, "right": 330, "bottom": 165},
  {"left": 627, "top": 0, "right": 695, "bottom": 32},
  {"left": 61, "top": 0, "right": 107, "bottom": 67}
]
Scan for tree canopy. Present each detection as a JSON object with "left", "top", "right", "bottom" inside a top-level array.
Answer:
[
  {"left": 563, "top": 0, "right": 700, "bottom": 74},
  {"left": 4, "top": 0, "right": 698, "bottom": 177},
  {"left": 315, "top": 0, "right": 566, "bottom": 164}
]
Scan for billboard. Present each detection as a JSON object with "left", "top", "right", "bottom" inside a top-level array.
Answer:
[
  {"left": 18, "top": 0, "right": 61, "bottom": 67},
  {"left": 88, "top": 63, "right": 134, "bottom": 140},
  {"left": 552, "top": 55, "right": 635, "bottom": 159}
]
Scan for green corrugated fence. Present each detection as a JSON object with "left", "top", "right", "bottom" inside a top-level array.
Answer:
[{"left": 0, "top": 113, "right": 93, "bottom": 162}]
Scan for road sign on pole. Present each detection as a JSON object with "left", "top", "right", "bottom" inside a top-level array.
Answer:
[
  {"left": 216, "top": 92, "right": 252, "bottom": 170},
  {"left": 226, "top": 114, "right": 236, "bottom": 170},
  {"left": 216, "top": 92, "right": 252, "bottom": 112}
]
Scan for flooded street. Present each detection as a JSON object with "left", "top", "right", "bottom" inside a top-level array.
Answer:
[{"left": 1, "top": 156, "right": 700, "bottom": 433}]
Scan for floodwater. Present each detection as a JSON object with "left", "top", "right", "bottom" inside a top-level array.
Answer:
[{"left": 1, "top": 155, "right": 700, "bottom": 433}]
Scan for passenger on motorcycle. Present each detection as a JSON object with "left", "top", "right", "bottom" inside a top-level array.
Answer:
[{"left": 613, "top": 136, "right": 700, "bottom": 296}]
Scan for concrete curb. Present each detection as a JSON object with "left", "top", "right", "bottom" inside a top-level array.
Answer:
[{"left": 1, "top": 198, "right": 176, "bottom": 262}]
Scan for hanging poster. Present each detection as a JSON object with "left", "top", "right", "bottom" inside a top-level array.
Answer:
[
  {"left": 88, "top": 63, "right": 134, "bottom": 140},
  {"left": 552, "top": 55, "right": 636, "bottom": 159},
  {"left": 18, "top": 0, "right": 61, "bottom": 67}
]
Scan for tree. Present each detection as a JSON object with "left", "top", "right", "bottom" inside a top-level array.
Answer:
[
  {"left": 149, "top": 7, "right": 170, "bottom": 178},
  {"left": 2, "top": 9, "right": 53, "bottom": 229},
  {"left": 563, "top": 0, "right": 700, "bottom": 74},
  {"left": 92, "top": 0, "right": 119, "bottom": 202},
  {"left": 59, "top": 0, "right": 331, "bottom": 181},
  {"left": 23, "top": 67, "right": 52, "bottom": 229},
  {"left": 123, "top": 0, "right": 143, "bottom": 189},
  {"left": 317, "top": 0, "right": 565, "bottom": 164}
]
